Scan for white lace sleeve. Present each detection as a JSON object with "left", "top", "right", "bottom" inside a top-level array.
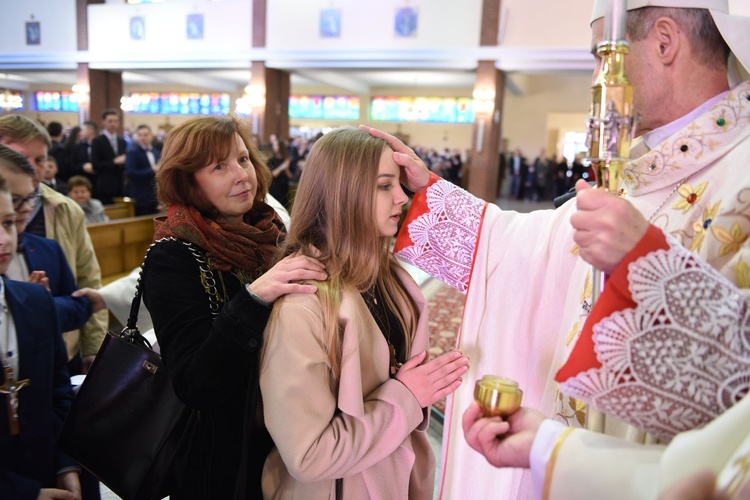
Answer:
[
  {"left": 559, "top": 234, "right": 750, "bottom": 440},
  {"left": 394, "top": 179, "right": 485, "bottom": 293}
]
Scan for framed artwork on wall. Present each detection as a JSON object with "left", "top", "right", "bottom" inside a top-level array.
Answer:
[
  {"left": 130, "top": 16, "right": 145, "bottom": 40},
  {"left": 319, "top": 8, "right": 341, "bottom": 38},
  {"left": 395, "top": 7, "right": 418, "bottom": 37},
  {"left": 187, "top": 14, "right": 204, "bottom": 40},
  {"left": 25, "top": 21, "right": 41, "bottom": 45}
]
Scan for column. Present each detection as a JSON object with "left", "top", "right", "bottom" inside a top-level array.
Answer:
[
  {"left": 247, "top": 0, "right": 290, "bottom": 143},
  {"left": 87, "top": 67, "right": 123, "bottom": 129},
  {"left": 248, "top": 62, "right": 290, "bottom": 143},
  {"left": 468, "top": 62, "right": 505, "bottom": 201},
  {"left": 75, "top": 0, "right": 122, "bottom": 128},
  {"left": 467, "top": 0, "right": 504, "bottom": 202}
]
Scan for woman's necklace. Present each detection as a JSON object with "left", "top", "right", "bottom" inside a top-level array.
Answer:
[{"left": 362, "top": 285, "right": 403, "bottom": 378}]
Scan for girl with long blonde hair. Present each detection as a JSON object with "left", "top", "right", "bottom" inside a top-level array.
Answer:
[{"left": 260, "top": 128, "right": 469, "bottom": 499}]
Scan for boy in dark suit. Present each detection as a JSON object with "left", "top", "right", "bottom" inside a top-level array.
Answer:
[
  {"left": 0, "top": 172, "right": 80, "bottom": 499},
  {"left": 125, "top": 124, "right": 160, "bottom": 216}
]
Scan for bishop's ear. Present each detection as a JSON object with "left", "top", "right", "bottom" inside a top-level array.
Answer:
[{"left": 651, "top": 16, "right": 681, "bottom": 65}]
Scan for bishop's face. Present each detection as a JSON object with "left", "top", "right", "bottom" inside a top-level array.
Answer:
[{"left": 590, "top": 17, "right": 661, "bottom": 136}]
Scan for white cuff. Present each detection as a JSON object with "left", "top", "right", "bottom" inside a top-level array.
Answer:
[{"left": 530, "top": 419, "right": 567, "bottom": 499}]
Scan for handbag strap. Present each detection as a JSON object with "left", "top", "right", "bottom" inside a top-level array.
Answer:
[
  {"left": 119, "top": 241, "right": 156, "bottom": 347},
  {"left": 177, "top": 239, "right": 220, "bottom": 318},
  {"left": 121, "top": 238, "right": 220, "bottom": 345}
]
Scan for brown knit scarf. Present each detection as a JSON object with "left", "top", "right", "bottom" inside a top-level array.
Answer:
[{"left": 153, "top": 202, "right": 284, "bottom": 273}]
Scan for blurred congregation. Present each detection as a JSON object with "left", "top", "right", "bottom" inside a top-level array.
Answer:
[{"left": 2, "top": 0, "right": 750, "bottom": 499}]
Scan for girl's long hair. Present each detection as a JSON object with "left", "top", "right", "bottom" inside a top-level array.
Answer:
[{"left": 280, "top": 128, "right": 417, "bottom": 379}]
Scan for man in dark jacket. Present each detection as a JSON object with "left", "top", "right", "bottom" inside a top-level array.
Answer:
[
  {"left": 90, "top": 109, "right": 127, "bottom": 205},
  {"left": 125, "top": 124, "right": 160, "bottom": 215}
]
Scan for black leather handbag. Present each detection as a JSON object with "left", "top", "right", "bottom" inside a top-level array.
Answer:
[{"left": 58, "top": 250, "right": 198, "bottom": 500}]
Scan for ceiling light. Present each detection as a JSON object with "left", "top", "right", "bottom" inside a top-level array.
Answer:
[{"left": 0, "top": 89, "right": 23, "bottom": 112}]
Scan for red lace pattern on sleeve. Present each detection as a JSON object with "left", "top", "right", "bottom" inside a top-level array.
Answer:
[
  {"left": 394, "top": 178, "right": 486, "bottom": 293},
  {"left": 559, "top": 235, "right": 750, "bottom": 440}
]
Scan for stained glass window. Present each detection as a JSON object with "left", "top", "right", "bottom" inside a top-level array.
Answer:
[
  {"left": 128, "top": 92, "right": 230, "bottom": 115},
  {"left": 34, "top": 91, "right": 77, "bottom": 112},
  {"left": 289, "top": 95, "right": 360, "bottom": 120},
  {"left": 370, "top": 96, "right": 475, "bottom": 123}
]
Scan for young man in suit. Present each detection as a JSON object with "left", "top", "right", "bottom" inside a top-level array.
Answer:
[
  {"left": 124, "top": 124, "right": 160, "bottom": 216},
  {"left": 42, "top": 156, "right": 67, "bottom": 196},
  {"left": 0, "top": 114, "right": 107, "bottom": 376},
  {"left": 0, "top": 145, "right": 92, "bottom": 333},
  {"left": 0, "top": 173, "right": 80, "bottom": 500},
  {"left": 90, "top": 109, "right": 127, "bottom": 205},
  {"left": 46, "top": 121, "right": 68, "bottom": 184},
  {"left": 68, "top": 121, "right": 97, "bottom": 184}
]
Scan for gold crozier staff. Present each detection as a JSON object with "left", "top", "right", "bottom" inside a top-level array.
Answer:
[{"left": 583, "top": 0, "right": 638, "bottom": 433}]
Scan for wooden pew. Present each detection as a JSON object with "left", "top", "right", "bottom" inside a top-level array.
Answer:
[
  {"left": 103, "top": 197, "right": 136, "bottom": 220},
  {"left": 88, "top": 215, "right": 156, "bottom": 285}
]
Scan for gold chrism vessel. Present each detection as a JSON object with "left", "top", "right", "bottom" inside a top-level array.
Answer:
[{"left": 474, "top": 375, "right": 523, "bottom": 418}]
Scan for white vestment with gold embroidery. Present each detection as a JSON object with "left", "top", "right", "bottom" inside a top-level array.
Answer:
[
  {"left": 394, "top": 79, "right": 750, "bottom": 499},
  {"left": 541, "top": 392, "right": 750, "bottom": 500}
]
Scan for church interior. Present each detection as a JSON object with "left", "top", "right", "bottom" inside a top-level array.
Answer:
[{"left": 2, "top": 0, "right": 749, "bottom": 499}]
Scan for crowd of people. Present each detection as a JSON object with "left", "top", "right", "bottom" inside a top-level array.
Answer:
[
  {"left": 1, "top": 0, "right": 749, "bottom": 499},
  {"left": 412, "top": 146, "right": 464, "bottom": 186},
  {"left": 43, "top": 113, "right": 165, "bottom": 219},
  {"left": 499, "top": 148, "right": 593, "bottom": 202}
]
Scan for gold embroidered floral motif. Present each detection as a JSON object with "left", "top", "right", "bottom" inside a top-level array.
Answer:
[
  {"left": 711, "top": 221, "right": 749, "bottom": 257},
  {"left": 580, "top": 270, "right": 592, "bottom": 304},
  {"left": 726, "top": 453, "right": 750, "bottom": 499},
  {"left": 566, "top": 321, "right": 580, "bottom": 347},
  {"left": 570, "top": 397, "right": 587, "bottom": 427},
  {"left": 621, "top": 170, "right": 636, "bottom": 185},
  {"left": 690, "top": 201, "right": 722, "bottom": 252},
  {"left": 674, "top": 182, "right": 708, "bottom": 213},
  {"left": 564, "top": 271, "right": 592, "bottom": 346},
  {"left": 554, "top": 390, "right": 587, "bottom": 427},
  {"left": 570, "top": 243, "right": 580, "bottom": 256},
  {"left": 734, "top": 260, "right": 750, "bottom": 289}
]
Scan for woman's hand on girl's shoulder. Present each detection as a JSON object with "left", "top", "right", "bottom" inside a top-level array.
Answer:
[
  {"left": 246, "top": 252, "right": 327, "bottom": 304},
  {"left": 395, "top": 350, "right": 469, "bottom": 408}
]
